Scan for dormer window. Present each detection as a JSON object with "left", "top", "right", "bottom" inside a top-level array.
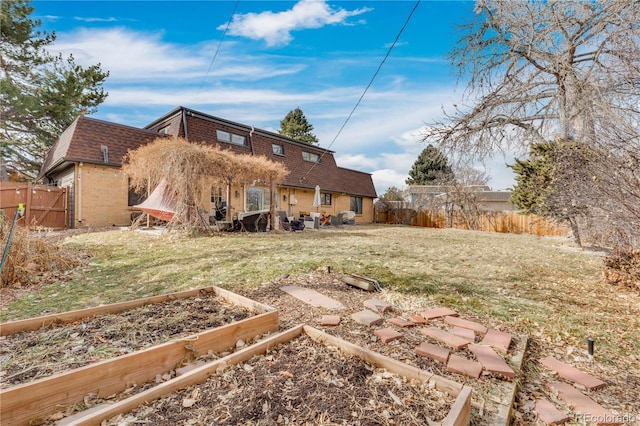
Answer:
[
  {"left": 302, "top": 151, "right": 321, "bottom": 163},
  {"left": 217, "top": 129, "right": 247, "bottom": 146},
  {"left": 100, "top": 145, "right": 108, "bottom": 163},
  {"left": 158, "top": 125, "right": 170, "bottom": 134},
  {"left": 272, "top": 143, "right": 284, "bottom": 156}
]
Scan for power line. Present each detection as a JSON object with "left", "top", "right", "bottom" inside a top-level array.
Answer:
[
  {"left": 304, "top": 0, "right": 421, "bottom": 178},
  {"left": 197, "top": 0, "right": 240, "bottom": 96}
]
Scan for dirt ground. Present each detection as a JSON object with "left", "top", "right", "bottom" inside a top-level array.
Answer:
[{"left": 117, "top": 334, "right": 452, "bottom": 425}]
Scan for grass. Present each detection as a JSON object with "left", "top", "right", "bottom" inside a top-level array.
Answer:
[{"left": 1, "top": 224, "right": 639, "bottom": 417}]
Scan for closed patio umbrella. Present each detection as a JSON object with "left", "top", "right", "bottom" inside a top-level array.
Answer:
[{"left": 313, "top": 185, "right": 321, "bottom": 212}]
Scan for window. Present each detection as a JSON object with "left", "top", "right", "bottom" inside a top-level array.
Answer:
[
  {"left": 158, "top": 125, "right": 170, "bottom": 134},
  {"left": 210, "top": 186, "right": 226, "bottom": 219},
  {"left": 302, "top": 151, "right": 321, "bottom": 163},
  {"left": 231, "top": 134, "right": 246, "bottom": 146},
  {"left": 246, "top": 186, "right": 271, "bottom": 211},
  {"left": 321, "top": 193, "right": 332, "bottom": 206},
  {"left": 128, "top": 179, "right": 146, "bottom": 207},
  {"left": 217, "top": 129, "right": 247, "bottom": 146},
  {"left": 350, "top": 196, "right": 363, "bottom": 215},
  {"left": 272, "top": 143, "right": 284, "bottom": 156},
  {"left": 216, "top": 130, "right": 231, "bottom": 143}
]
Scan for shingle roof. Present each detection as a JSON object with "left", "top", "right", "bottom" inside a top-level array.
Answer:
[
  {"left": 148, "top": 107, "right": 378, "bottom": 198},
  {"left": 39, "top": 115, "right": 162, "bottom": 179},
  {"left": 39, "top": 107, "right": 377, "bottom": 199}
]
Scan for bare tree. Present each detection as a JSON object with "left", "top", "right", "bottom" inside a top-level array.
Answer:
[
  {"left": 433, "top": 166, "right": 492, "bottom": 230},
  {"left": 425, "top": 1, "right": 640, "bottom": 250}
]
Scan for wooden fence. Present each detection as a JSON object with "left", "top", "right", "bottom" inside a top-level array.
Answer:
[
  {"left": 376, "top": 209, "right": 568, "bottom": 237},
  {"left": 0, "top": 182, "right": 68, "bottom": 229}
]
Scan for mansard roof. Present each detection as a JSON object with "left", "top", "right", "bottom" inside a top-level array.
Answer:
[{"left": 40, "top": 107, "right": 377, "bottom": 198}]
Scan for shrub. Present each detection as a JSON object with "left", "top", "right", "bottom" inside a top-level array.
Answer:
[{"left": 0, "top": 218, "right": 81, "bottom": 287}]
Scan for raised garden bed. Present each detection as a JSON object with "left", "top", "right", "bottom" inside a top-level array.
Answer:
[
  {"left": 0, "top": 286, "right": 278, "bottom": 426},
  {"left": 61, "top": 325, "right": 472, "bottom": 426}
]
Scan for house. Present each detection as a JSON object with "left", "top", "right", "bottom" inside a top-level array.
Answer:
[
  {"left": 38, "top": 106, "right": 377, "bottom": 228},
  {"left": 406, "top": 185, "right": 515, "bottom": 211}
]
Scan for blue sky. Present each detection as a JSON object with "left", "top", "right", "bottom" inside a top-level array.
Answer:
[{"left": 32, "top": 0, "right": 516, "bottom": 194}]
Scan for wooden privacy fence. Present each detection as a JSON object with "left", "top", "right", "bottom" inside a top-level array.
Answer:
[
  {"left": 377, "top": 209, "right": 568, "bottom": 237},
  {"left": 0, "top": 182, "right": 68, "bottom": 229}
]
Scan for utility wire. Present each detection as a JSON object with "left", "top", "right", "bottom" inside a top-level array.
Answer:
[
  {"left": 197, "top": 0, "right": 240, "bottom": 95},
  {"left": 304, "top": 0, "right": 421, "bottom": 178}
]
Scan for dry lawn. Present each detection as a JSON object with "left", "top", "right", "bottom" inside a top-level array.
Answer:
[{"left": 1, "top": 224, "right": 638, "bottom": 424}]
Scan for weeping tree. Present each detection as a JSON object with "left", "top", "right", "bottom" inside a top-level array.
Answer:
[
  {"left": 123, "top": 137, "right": 289, "bottom": 230},
  {"left": 425, "top": 1, "right": 640, "bottom": 253}
]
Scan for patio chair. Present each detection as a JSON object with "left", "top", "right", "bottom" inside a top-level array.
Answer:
[
  {"left": 330, "top": 212, "right": 344, "bottom": 228},
  {"left": 277, "top": 210, "right": 292, "bottom": 231}
]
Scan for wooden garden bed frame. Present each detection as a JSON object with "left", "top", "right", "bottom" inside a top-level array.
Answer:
[
  {"left": 46, "top": 325, "right": 470, "bottom": 426},
  {"left": 0, "top": 286, "right": 266, "bottom": 336},
  {"left": 0, "top": 286, "right": 279, "bottom": 426}
]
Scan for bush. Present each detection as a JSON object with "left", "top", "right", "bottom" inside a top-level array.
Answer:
[
  {"left": 603, "top": 250, "right": 640, "bottom": 292},
  {"left": 0, "top": 219, "right": 81, "bottom": 287}
]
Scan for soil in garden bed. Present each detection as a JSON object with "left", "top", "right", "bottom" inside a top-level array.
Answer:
[
  {"left": 0, "top": 292, "right": 252, "bottom": 387},
  {"left": 109, "top": 334, "right": 453, "bottom": 425}
]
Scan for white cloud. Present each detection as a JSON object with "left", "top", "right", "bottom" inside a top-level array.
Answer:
[
  {"left": 52, "top": 28, "right": 205, "bottom": 80},
  {"left": 223, "top": 0, "right": 371, "bottom": 47},
  {"left": 372, "top": 169, "right": 409, "bottom": 195},
  {"left": 74, "top": 16, "right": 118, "bottom": 23},
  {"left": 334, "top": 154, "right": 379, "bottom": 170}
]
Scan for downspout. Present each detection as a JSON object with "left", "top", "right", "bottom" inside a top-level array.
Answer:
[
  {"left": 249, "top": 126, "right": 255, "bottom": 155},
  {"left": 182, "top": 109, "right": 189, "bottom": 141},
  {"left": 77, "top": 163, "right": 82, "bottom": 225}
]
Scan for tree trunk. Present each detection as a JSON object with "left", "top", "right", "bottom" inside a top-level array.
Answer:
[{"left": 568, "top": 216, "right": 582, "bottom": 247}]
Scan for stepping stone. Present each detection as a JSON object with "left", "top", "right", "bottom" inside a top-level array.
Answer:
[
  {"left": 540, "top": 356, "right": 606, "bottom": 390},
  {"left": 535, "top": 397, "right": 569, "bottom": 425},
  {"left": 420, "top": 307, "right": 458, "bottom": 320},
  {"left": 374, "top": 327, "right": 403, "bottom": 343},
  {"left": 363, "top": 298, "right": 392, "bottom": 313},
  {"left": 351, "top": 309, "right": 384, "bottom": 326},
  {"left": 447, "top": 354, "right": 482, "bottom": 378},
  {"left": 280, "top": 286, "right": 345, "bottom": 309},
  {"left": 547, "top": 382, "right": 621, "bottom": 425},
  {"left": 415, "top": 342, "right": 450, "bottom": 363},
  {"left": 407, "top": 315, "right": 427, "bottom": 324},
  {"left": 444, "top": 316, "right": 488, "bottom": 334},
  {"left": 388, "top": 317, "right": 415, "bottom": 328},
  {"left": 419, "top": 327, "right": 470, "bottom": 350},
  {"left": 450, "top": 326, "right": 475, "bottom": 342},
  {"left": 320, "top": 315, "right": 341, "bottom": 326},
  {"left": 468, "top": 344, "right": 516, "bottom": 379},
  {"left": 481, "top": 328, "right": 513, "bottom": 354}
]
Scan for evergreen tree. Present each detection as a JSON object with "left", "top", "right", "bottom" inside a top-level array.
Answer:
[
  {"left": 405, "top": 144, "right": 454, "bottom": 185},
  {"left": 278, "top": 107, "right": 319, "bottom": 145},
  {"left": 1, "top": 0, "right": 109, "bottom": 180},
  {"left": 509, "top": 140, "right": 592, "bottom": 246}
]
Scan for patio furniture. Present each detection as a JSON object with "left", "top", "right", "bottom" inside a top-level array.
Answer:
[
  {"left": 330, "top": 212, "right": 345, "bottom": 228},
  {"left": 277, "top": 211, "right": 292, "bottom": 231},
  {"left": 237, "top": 210, "right": 269, "bottom": 232}
]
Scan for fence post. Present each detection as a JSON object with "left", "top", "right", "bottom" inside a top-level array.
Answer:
[{"left": 25, "top": 182, "right": 33, "bottom": 226}]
